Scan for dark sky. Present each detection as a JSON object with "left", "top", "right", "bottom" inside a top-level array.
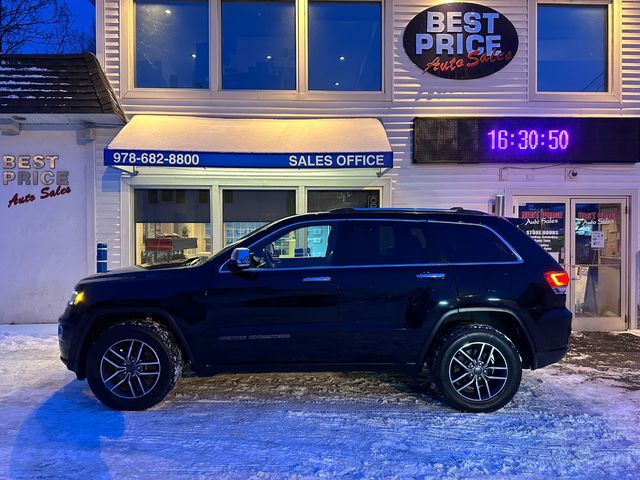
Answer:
[{"left": 68, "top": 0, "right": 95, "bottom": 33}]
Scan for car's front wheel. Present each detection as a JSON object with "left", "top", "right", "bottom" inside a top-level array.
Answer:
[
  {"left": 86, "top": 321, "right": 183, "bottom": 410},
  {"left": 429, "top": 324, "right": 522, "bottom": 413}
]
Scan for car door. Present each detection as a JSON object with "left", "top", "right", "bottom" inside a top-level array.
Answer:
[
  {"left": 336, "top": 219, "right": 458, "bottom": 365},
  {"left": 201, "top": 221, "right": 341, "bottom": 366}
]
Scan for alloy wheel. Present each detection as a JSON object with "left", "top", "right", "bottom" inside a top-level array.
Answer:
[
  {"left": 448, "top": 341, "right": 509, "bottom": 402},
  {"left": 100, "top": 339, "right": 162, "bottom": 399}
]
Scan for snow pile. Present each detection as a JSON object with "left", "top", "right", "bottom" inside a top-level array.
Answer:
[{"left": 0, "top": 324, "right": 58, "bottom": 352}]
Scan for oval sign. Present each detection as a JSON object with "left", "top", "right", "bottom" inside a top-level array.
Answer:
[{"left": 402, "top": 2, "right": 519, "bottom": 80}]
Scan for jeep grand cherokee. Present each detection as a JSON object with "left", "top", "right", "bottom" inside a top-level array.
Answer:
[{"left": 59, "top": 208, "right": 572, "bottom": 412}]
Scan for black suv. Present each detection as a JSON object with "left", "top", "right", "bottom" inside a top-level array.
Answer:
[{"left": 59, "top": 208, "right": 571, "bottom": 412}]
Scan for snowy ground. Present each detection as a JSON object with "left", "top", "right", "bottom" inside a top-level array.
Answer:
[{"left": 1, "top": 325, "right": 639, "bottom": 479}]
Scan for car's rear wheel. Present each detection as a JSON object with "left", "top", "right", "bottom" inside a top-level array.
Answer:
[
  {"left": 86, "top": 321, "right": 182, "bottom": 410},
  {"left": 429, "top": 324, "right": 522, "bottom": 412}
]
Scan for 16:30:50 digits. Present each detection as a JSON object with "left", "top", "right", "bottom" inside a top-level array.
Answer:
[{"left": 487, "top": 129, "right": 570, "bottom": 151}]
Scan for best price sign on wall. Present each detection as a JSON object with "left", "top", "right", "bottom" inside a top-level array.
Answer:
[{"left": 403, "top": 2, "right": 518, "bottom": 79}]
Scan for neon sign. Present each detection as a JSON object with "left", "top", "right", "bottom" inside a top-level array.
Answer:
[{"left": 487, "top": 129, "right": 570, "bottom": 151}]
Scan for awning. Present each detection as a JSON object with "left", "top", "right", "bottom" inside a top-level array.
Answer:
[{"left": 104, "top": 115, "right": 393, "bottom": 170}]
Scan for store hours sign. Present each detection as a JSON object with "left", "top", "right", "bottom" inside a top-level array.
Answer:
[{"left": 403, "top": 2, "right": 518, "bottom": 79}]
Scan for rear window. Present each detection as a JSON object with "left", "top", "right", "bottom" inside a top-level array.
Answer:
[{"left": 430, "top": 222, "right": 518, "bottom": 264}]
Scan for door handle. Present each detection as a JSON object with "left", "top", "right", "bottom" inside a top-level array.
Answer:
[
  {"left": 303, "top": 276, "right": 332, "bottom": 282},
  {"left": 416, "top": 273, "right": 446, "bottom": 280}
]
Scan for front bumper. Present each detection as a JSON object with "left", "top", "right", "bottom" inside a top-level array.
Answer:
[{"left": 58, "top": 306, "right": 88, "bottom": 379}]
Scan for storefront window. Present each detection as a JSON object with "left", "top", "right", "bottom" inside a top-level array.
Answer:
[
  {"left": 537, "top": 4, "right": 608, "bottom": 92},
  {"left": 134, "top": 189, "right": 211, "bottom": 265},
  {"left": 223, "top": 189, "right": 296, "bottom": 245},
  {"left": 307, "top": 190, "right": 380, "bottom": 212},
  {"left": 308, "top": 1, "right": 382, "bottom": 91},
  {"left": 135, "top": 0, "right": 209, "bottom": 89},
  {"left": 221, "top": 0, "right": 296, "bottom": 90}
]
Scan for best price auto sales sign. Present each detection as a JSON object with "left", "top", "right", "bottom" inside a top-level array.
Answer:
[{"left": 403, "top": 2, "right": 519, "bottom": 79}]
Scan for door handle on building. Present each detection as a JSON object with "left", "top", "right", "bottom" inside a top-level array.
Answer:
[
  {"left": 416, "top": 273, "right": 446, "bottom": 280},
  {"left": 303, "top": 276, "right": 332, "bottom": 282}
]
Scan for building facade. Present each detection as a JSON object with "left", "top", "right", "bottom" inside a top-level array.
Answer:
[{"left": 2, "top": 1, "right": 638, "bottom": 331}]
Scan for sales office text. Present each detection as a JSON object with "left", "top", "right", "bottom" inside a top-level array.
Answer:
[{"left": 289, "top": 154, "right": 387, "bottom": 168}]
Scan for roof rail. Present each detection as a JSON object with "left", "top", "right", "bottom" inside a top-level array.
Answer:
[{"left": 329, "top": 207, "right": 488, "bottom": 215}]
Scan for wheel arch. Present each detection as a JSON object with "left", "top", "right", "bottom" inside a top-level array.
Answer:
[
  {"left": 419, "top": 307, "right": 537, "bottom": 372},
  {"left": 76, "top": 307, "right": 196, "bottom": 380}
]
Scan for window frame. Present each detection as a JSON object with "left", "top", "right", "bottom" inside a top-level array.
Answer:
[
  {"left": 120, "top": 0, "right": 392, "bottom": 101},
  {"left": 529, "top": 0, "right": 621, "bottom": 103}
]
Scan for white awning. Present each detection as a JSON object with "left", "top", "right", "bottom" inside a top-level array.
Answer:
[{"left": 104, "top": 115, "right": 393, "bottom": 171}]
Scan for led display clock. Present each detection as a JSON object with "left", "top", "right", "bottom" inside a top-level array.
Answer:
[
  {"left": 487, "top": 129, "right": 570, "bottom": 151},
  {"left": 414, "top": 117, "right": 640, "bottom": 164}
]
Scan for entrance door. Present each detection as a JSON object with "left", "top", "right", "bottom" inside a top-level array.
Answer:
[
  {"left": 570, "top": 199, "right": 627, "bottom": 331},
  {"left": 513, "top": 197, "right": 628, "bottom": 331}
]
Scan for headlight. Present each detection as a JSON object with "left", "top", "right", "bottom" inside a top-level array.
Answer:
[{"left": 68, "top": 290, "right": 85, "bottom": 306}]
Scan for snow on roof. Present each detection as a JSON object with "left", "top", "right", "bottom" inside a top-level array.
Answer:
[
  {"left": 107, "top": 115, "right": 392, "bottom": 154},
  {"left": 0, "top": 53, "right": 125, "bottom": 122}
]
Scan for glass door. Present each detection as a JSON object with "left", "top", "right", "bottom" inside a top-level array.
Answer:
[
  {"left": 569, "top": 199, "right": 627, "bottom": 331},
  {"left": 514, "top": 196, "right": 628, "bottom": 331}
]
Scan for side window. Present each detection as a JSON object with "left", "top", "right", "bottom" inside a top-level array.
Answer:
[
  {"left": 430, "top": 222, "right": 518, "bottom": 264},
  {"left": 253, "top": 224, "right": 336, "bottom": 268},
  {"left": 340, "top": 221, "right": 430, "bottom": 266}
]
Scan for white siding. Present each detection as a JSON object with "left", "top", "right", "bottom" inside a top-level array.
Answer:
[{"left": 94, "top": 128, "right": 123, "bottom": 271}]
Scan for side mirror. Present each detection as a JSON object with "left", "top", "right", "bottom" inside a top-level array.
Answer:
[{"left": 230, "top": 247, "right": 251, "bottom": 269}]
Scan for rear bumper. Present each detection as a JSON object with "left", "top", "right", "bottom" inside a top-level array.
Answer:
[
  {"left": 534, "top": 345, "right": 569, "bottom": 369},
  {"left": 531, "top": 307, "right": 572, "bottom": 369}
]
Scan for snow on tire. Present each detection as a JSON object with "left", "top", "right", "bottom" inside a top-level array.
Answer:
[
  {"left": 429, "top": 324, "right": 522, "bottom": 413},
  {"left": 86, "top": 320, "right": 183, "bottom": 411}
]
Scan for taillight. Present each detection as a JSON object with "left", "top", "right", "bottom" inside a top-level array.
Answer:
[{"left": 544, "top": 271, "right": 570, "bottom": 294}]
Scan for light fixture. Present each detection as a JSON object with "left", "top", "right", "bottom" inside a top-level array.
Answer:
[
  {"left": 191, "top": 53, "right": 197, "bottom": 58},
  {"left": 334, "top": 82, "right": 340, "bottom": 86},
  {"left": 165, "top": 9, "right": 172, "bottom": 14},
  {"left": 266, "top": 55, "right": 272, "bottom": 60},
  {"left": 339, "top": 56, "right": 345, "bottom": 61}
]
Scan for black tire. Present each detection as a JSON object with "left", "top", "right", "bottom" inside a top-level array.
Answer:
[
  {"left": 86, "top": 320, "right": 183, "bottom": 410},
  {"left": 429, "top": 324, "right": 522, "bottom": 413}
]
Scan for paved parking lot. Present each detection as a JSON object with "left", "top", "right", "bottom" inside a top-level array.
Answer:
[{"left": 1, "top": 324, "right": 639, "bottom": 479}]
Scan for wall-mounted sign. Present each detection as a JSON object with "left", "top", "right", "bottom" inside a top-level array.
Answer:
[
  {"left": 413, "top": 117, "right": 640, "bottom": 164},
  {"left": 2, "top": 155, "right": 71, "bottom": 208},
  {"left": 403, "top": 2, "right": 518, "bottom": 79},
  {"left": 104, "top": 150, "right": 394, "bottom": 169}
]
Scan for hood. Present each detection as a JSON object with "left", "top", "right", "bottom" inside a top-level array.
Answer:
[{"left": 80, "top": 257, "right": 207, "bottom": 283}]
